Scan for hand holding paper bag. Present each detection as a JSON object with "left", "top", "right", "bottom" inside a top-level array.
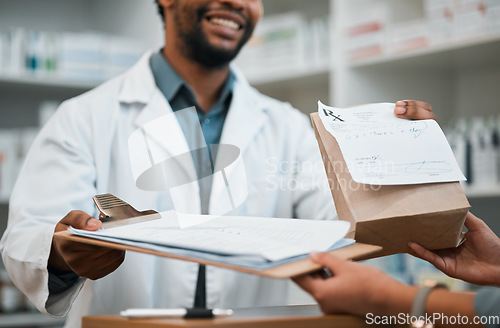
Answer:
[
  {"left": 294, "top": 211, "right": 500, "bottom": 319},
  {"left": 410, "top": 212, "right": 500, "bottom": 287}
]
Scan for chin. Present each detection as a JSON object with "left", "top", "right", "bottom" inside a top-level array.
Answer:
[{"left": 208, "top": 39, "right": 240, "bottom": 52}]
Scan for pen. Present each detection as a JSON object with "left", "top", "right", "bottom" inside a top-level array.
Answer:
[{"left": 120, "top": 308, "right": 234, "bottom": 319}]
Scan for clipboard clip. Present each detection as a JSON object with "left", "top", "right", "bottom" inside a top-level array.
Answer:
[{"left": 93, "top": 193, "right": 161, "bottom": 228}]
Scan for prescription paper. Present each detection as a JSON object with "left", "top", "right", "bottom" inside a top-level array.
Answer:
[
  {"left": 318, "top": 101, "right": 466, "bottom": 185},
  {"left": 311, "top": 111, "right": 470, "bottom": 257}
]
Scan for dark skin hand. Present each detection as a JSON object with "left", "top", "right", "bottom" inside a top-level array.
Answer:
[
  {"left": 394, "top": 100, "right": 436, "bottom": 120},
  {"left": 293, "top": 252, "right": 478, "bottom": 327},
  {"left": 49, "top": 210, "right": 125, "bottom": 280},
  {"left": 410, "top": 212, "right": 500, "bottom": 287}
]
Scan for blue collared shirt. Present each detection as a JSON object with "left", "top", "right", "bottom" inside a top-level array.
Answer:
[{"left": 150, "top": 50, "right": 235, "bottom": 214}]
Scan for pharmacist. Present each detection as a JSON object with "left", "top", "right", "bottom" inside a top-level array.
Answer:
[{"left": 0, "top": 0, "right": 436, "bottom": 327}]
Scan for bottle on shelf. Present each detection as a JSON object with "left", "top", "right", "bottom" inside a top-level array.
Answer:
[
  {"left": 446, "top": 115, "right": 500, "bottom": 195},
  {"left": 0, "top": 27, "right": 146, "bottom": 83}
]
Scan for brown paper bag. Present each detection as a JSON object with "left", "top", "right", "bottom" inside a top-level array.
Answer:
[{"left": 311, "top": 113, "right": 470, "bottom": 258}]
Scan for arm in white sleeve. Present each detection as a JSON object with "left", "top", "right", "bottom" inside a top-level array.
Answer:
[{"left": 0, "top": 98, "right": 99, "bottom": 317}]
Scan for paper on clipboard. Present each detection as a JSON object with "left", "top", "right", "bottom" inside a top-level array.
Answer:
[
  {"left": 57, "top": 197, "right": 383, "bottom": 279},
  {"left": 68, "top": 211, "right": 352, "bottom": 262},
  {"left": 56, "top": 228, "right": 381, "bottom": 278},
  {"left": 318, "top": 101, "right": 466, "bottom": 185}
]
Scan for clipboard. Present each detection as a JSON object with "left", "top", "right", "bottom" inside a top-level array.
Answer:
[{"left": 54, "top": 231, "right": 381, "bottom": 279}]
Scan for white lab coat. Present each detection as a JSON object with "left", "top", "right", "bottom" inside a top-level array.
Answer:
[{"left": 0, "top": 51, "right": 336, "bottom": 327}]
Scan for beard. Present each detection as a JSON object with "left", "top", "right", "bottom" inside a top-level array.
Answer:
[{"left": 173, "top": 4, "right": 255, "bottom": 69}]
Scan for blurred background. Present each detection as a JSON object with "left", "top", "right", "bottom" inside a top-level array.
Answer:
[{"left": 0, "top": 0, "right": 499, "bottom": 326}]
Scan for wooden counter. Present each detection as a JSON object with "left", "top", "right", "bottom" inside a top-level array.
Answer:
[{"left": 82, "top": 305, "right": 397, "bottom": 328}]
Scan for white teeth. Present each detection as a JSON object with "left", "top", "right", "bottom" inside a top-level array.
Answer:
[{"left": 210, "top": 17, "right": 240, "bottom": 30}]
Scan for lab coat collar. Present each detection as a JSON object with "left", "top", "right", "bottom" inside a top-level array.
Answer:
[
  {"left": 121, "top": 52, "right": 269, "bottom": 159},
  {"left": 120, "top": 51, "right": 198, "bottom": 195},
  {"left": 120, "top": 51, "right": 187, "bottom": 150},
  {"left": 120, "top": 51, "right": 268, "bottom": 137},
  {"left": 219, "top": 65, "right": 268, "bottom": 155},
  {"left": 118, "top": 51, "right": 157, "bottom": 105},
  {"left": 210, "top": 65, "right": 269, "bottom": 214}
]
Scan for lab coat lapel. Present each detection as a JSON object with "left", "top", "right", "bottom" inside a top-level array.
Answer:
[
  {"left": 119, "top": 53, "right": 199, "bottom": 212},
  {"left": 209, "top": 79, "right": 268, "bottom": 215},
  {"left": 133, "top": 90, "right": 196, "bottom": 165},
  {"left": 119, "top": 52, "right": 193, "bottom": 160}
]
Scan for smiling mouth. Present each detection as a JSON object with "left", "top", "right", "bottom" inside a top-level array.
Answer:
[{"left": 206, "top": 16, "right": 244, "bottom": 31}]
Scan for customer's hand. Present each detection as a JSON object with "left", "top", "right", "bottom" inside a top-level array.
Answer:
[
  {"left": 49, "top": 210, "right": 125, "bottom": 280},
  {"left": 410, "top": 212, "right": 500, "bottom": 286},
  {"left": 394, "top": 100, "right": 436, "bottom": 120},
  {"left": 293, "top": 252, "right": 417, "bottom": 316}
]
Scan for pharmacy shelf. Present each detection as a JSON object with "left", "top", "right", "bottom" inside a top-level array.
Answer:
[
  {"left": 349, "top": 34, "right": 500, "bottom": 72},
  {"left": 0, "top": 312, "right": 65, "bottom": 327},
  {"left": 464, "top": 187, "right": 500, "bottom": 198},
  {"left": 0, "top": 63, "right": 330, "bottom": 92},
  {"left": 0, "top": 73, "right": 99, "bottom": 91},
  {"left": 245, "top": 61, "right": 330, "bottom": 86},
  {"left": 243, "top": 61, "right": 330, "bottom": 115}
]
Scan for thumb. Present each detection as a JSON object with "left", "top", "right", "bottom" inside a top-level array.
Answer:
[
  {"left": 309, "top": 252, "right": 347, "bottom": 274},
  {"left": 59, "top": 210, "right": 101, "bottom": 231},
  {"left": 408, "top": 242, "right": 444, "bottom": 271},
  {"left": 464, "top": 212, "right": 489, "bottom": 232}
]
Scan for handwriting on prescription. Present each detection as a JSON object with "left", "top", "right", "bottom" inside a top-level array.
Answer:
[
  {"left": 328, "top": 121, "right": 429, "bottom": 140},
  {"left": 353, "top": 160, "right": 453, "bottom": 178}
]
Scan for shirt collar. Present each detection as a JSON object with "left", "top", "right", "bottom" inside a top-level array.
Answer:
[{"left": 150, "top": 49, "right": 235, "bottom": 111}]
